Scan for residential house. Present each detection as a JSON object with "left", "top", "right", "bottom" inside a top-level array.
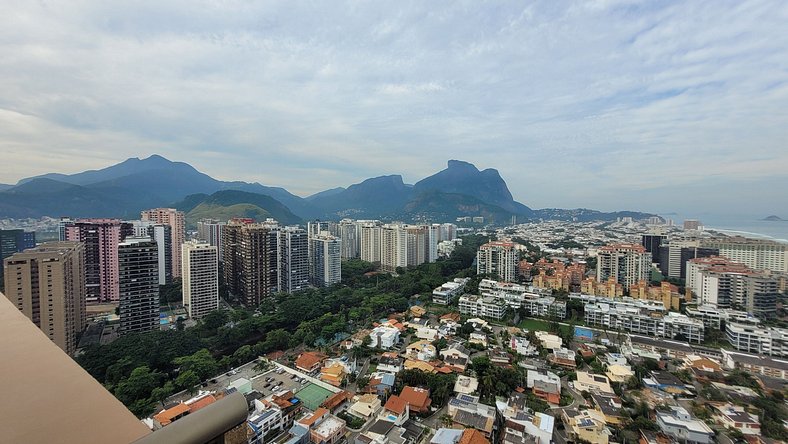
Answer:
[
  {"left": 604, "top": 353, "right": 628, "bottom": 366},
  {"left": 605, "top": 364, "right": 634, "bottom": 383},
  {"left": 296, "top": 352, "right": 328, "bottom": 373},
  {"left": 548, "top": 348, "right": 576, "bottom": 368},
  {"left": 453, "top": 375, "right": 479, "bottom": 395},
  {"left": 458, "top": 428, "right": 491, "bottom": 444},
  {"left": 381, "top": 395, "right": 409, "bottom": 426},
  {"left": 561, "top": 409, "right": 610, "bottom": 444},
  {"left": 320, "top": 363, "right": 346, "bottom": 387},
  {"left": 153, "top": 392, "right": 218, "bottom": 428},
  {"left": 349, "top": 394, "right": 382, "bottom": 419},
  {"left": 310, "top": 413, "right": 346, "bottom": 444},
  {"left": 447, "top": 394, "right": 496, "bottom": 438},
  {"left": 399, "top": 386, "right": 432, "bottom": 415},
  {"left": 643, "top": 371, "right": 688, "bottom": 395},
  {"left": 404, "top": 359, "right": 436, "bottom": 373},
  {"left": 441, "top": 344, "right": 471, "bottom": 372},
  {"left": 430, "top": 428, "right": 464, "bottom": 444},
  {"left": 496, "top": 391, "right": 554, "bottom": 444},
  {"left": 405, "top": 340, "right": 437, "bottom": 362},
  {"left": 655, "top": 406, "right": 714, "bottom": 444},
  {"left": 510, "top": 336, "right": 538, "bottom": 356},
  {"left": 469, "top": 332, "right": 488, "bottom": 347},
  {"left": 527, "top": 370, "right": 561, "bottom": 405},
  {"left": 534, "top": 332, "right": 562, "bottom": 350},
  {"left": 378, "top": 353, "right": 404, "bottom": 374},
  {"left": 574, "top": 372, "right": 614, "bottom": 394},
  {"left": 709, "top": 403, "right": 761, "bottom": 436},
  {"left": 369, "top": 325, "right": 401, "bottom": 349},
  {"left": 683, "top": 355, "right": 722, "bottom": 374},
  {"left": 410, "top": 306, "right": 427, "bottom": 317},
  {"left": 591, "top": 393, "right": 625, "bottom": 426},
  {"left": 489, "top": 348, "right": 512, "bottom": 366},
  {"left": 321, "top": 391, "right": 352, "bottom": 413},
  {"left": 363, "top": 372, "right": 396, "bottom": 397},
  {"left": 721, "top": 350, "right": 788, "bottom": 380}
]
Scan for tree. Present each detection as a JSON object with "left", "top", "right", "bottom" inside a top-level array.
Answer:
[
  {"left": 150, "top": 381, "right": 174, "bottom": 408},
  {"left": 173, "top": 349, "right": 219, "bottom": 380},
  {"left": 175, "top": 370, "right": 200, "bottom": 394},
  {"left": 113, "top": 366, "right": 163, "bottom": 412}
]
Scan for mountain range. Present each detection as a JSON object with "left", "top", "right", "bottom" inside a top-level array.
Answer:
[{"left": 0, "top": 155, "right": 656, "bottom": 225}]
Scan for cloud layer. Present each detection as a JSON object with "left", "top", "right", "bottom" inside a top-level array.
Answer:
[{"left": 1, "top": 1, "right": 786, "bottom": 215}]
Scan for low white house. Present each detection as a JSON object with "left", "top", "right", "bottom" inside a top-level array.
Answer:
[{"left": 369, "top": 325, "right": 400, "bottom": 349}]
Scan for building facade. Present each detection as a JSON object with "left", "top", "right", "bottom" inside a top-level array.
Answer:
[
  {"left": 277, "top": 227, "right": 310, "bottom": 294},
  {"left": 2, "top": 241, "right": 85, "bottom": 354},
  {"left": 141, "top": 208, "right": 186, "bottom": 278},
  {"left": 596, "top": 243, "right": 651, "bottom": 289},
  {"left": 477, "top": 241, "right": 518, "bottom": 283},
  {"left": 118, "top": 237, "right": 160, "bottom": 335},
  {"left": 63, "top": 218, "right": 126, "bottom": 303},
  {"left": 181, "top": 241, "right": 219, "bottom": 319},
  {"left": 309, "top": 234, "right": 342, "bottom": 287},
  {"left": 197, "top": 219, "right": 226, "bottom": 254}
]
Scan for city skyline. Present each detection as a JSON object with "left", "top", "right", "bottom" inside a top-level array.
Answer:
[{"left": 2, "top": 1, "right": 787, "bottom": 217}]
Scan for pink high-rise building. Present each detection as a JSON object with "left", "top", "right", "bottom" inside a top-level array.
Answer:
[
  {"left": 141, "top": 208, "right": 185, "bottom": 278},
  {"left": 64, "top": 219, "right": 124, "bottom": 303}
]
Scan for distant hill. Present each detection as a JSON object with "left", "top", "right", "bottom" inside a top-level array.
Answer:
[
  {"left": 413, "top": 160, "right": 532, "bottom": 216},
  {"left": 762, "top": 215, "right": 786, "bottom": 221},
  {"left": 1, "top": 155, "right": 659, "bottom": 224},
  {"left": 400, "top": 191, "right": 517, "bottom": 224},
  {"left": 3, "top": 155, "right": 320, "bottom": 220},
  {"left": 174, "top": 190, "right": 302, "bottom": 227},
  {"left": 310, "top": 175, "right": 414, "bottom": 218}
]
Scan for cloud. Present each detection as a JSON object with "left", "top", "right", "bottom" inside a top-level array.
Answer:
[{"left": 0, "top": 0, "right": 786, "bottom": 217}]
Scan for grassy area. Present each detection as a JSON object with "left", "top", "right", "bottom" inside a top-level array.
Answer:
[{"left": 518, "top": 318, "right": 572, "bottom": 336}]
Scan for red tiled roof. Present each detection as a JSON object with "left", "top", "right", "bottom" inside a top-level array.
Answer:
[
  {"left": 384, "top": 395, "right": 407, "bottom": 415},
  {"left": 459, "top": 428, "right": 490, "bottom": 444},
  {"left": 295, "top": 352, "right": 328, "bottom": 371},
  {"left": 399, "top": 386, "right": 431, "bottom": 412}
]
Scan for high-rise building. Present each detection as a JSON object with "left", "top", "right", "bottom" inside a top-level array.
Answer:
[
  {"left": 596, "top": 243, "right": 651, "bottom": 290},
  {"left": 197, "top": 219, "right": 226, "bottom": 254},
  {"left": 0, "top": 229, "right": 36, "bottom": 290},
  {"left": 380, "top": 224, "right": 407, "bottom": 273},
  {"left": 64, "top": 219, "right": 125, "bottom": 303},
  {"left": 477, "top": 241, "right": 518, "bottom": 283},
  {"left": 118, "top": 237, "right": 159, "bottom": 335},
  {"left": 337, "top": 219, "right": 359, "bottom": 259},
  {"left": 181, "top": 241, "right": 219, "bottom": 319},
  {"left": 2, "top": 242, "right": 85, "bottom": 354},
  {"left": 58, "top": 217, "right": 73, "bottom": 241},
  {"left": 687, "top": 256, "right": 779, "bottom": 317},
  {"left": 128, "top": 221, "right": 173, "bottom": 285},
  {"left": 641, "top": 234, "right": 666, "bottom": 264},
  {"left": 701, "top": 237, "right": 788, "bottom": 273},
  {"left": 141, "top": 208, "right": 185, "bottom": 278},
  {"left": 309, "top": 234, "right": 342, "bottom": 287},
  {"left": 307, "top": 221, "right": 331, "bottom": 238},
  {"left": 277, "top": 227, "right": 310, "bottom": 294},
  {"left": 222, "top": 220, "right": 279, "bottom": 306},
  {"left": 360, "top": 223, "right": 382, "bottom": 263},
  {"left": 683, "top": 220, "right": 701, "bottom": 230}
]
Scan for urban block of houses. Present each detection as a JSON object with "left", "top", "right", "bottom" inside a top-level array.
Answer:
[
  {"left": 561, "top": 409, "right": 611, "bottom": 444},
  {"left": 655, "top": 406, "right": 714, "bottom": 444},
  {"left": 447, "top": 394, "right": 496, "bottom": 438},
  {"left": 534, "top": 331, "right": 562, "bottom": 350},
  {"left": 453, "top": 375, "right": 479, "bottom": 395},
  {"left": 574, "top": 371, "right": 614, "bottom": 394}
]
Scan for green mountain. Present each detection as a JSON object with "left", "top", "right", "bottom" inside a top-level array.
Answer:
[
  {"left": 174, "top": 190, "right": 303, "bottom": 227},
  {"left": 399, "top": 191, "right": 517, "bottom": 224}
]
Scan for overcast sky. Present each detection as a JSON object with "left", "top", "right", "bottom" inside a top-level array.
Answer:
[{"left": 1, "top": 1, "right": 786, "bottom": 216}]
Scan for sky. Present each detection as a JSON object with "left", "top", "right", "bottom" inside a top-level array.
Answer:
[{"left": 1, "top": 0, "right": 787, "bottom": 216}]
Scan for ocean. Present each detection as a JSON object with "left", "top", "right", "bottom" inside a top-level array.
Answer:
[{"left": 659, "top": 213, "right": 788, "bottom": 243}]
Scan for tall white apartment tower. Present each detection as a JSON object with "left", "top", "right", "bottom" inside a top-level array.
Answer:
[
  {"left": 309, "top": 234, "right": 342, "bottom": 287},
  {"left": 477, "top": 241, "right": 518, "bottom": 283},
  {"left": 181, "top": 240, "right": 219, "bottom": 319}
]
